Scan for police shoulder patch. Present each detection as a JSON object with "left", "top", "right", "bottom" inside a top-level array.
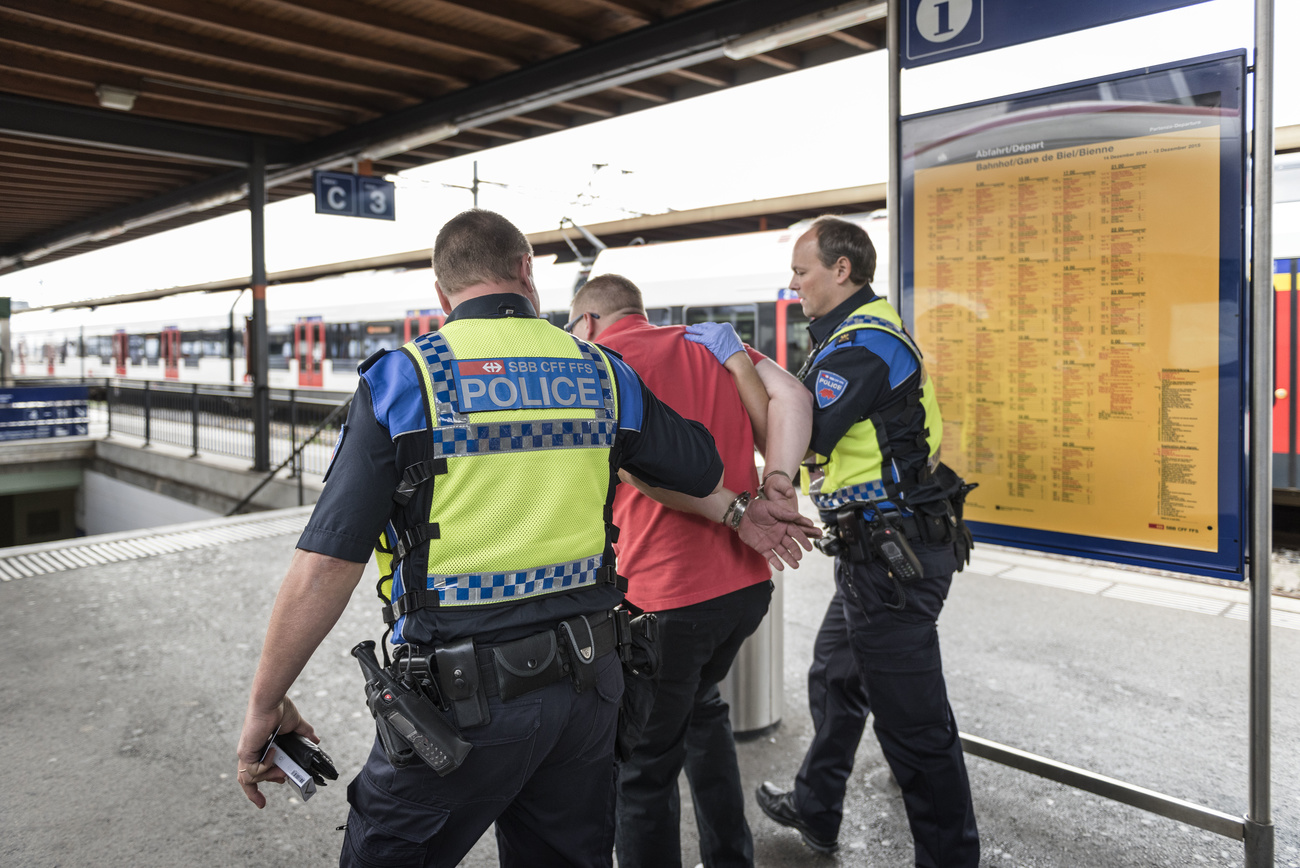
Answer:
[{"left": 815, "top": 370, "right": 849, "bottom": 409}]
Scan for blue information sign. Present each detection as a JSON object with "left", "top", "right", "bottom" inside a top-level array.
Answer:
[
  {"left": 314, "top": 171, "right": 396, "bottom": 220},
  {"left": 0, "top": 386, "right": 88, "bottom": 441},
  {"left": 903, "top": 0, "right": 1212, "bottom": 68}
]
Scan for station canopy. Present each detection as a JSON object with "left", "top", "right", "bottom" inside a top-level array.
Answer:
[{"left": 0, "top": 0, "right": 887, "bottom": 279}]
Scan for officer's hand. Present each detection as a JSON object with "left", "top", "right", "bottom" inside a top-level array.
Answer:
[
  {"left": 235, "top": 696, "right": 318, "bottom": 809},
  {"left": 685, "top": 322, "right": 745, "bottom": 364},
  {"left": 737, "top": 498, "right": 822, "bottom": 571}
]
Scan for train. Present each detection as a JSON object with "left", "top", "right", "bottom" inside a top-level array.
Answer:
[
  {"left": 8, "top": 212, "right": 889, "bottom": 390},
  {"left": 12, "top": 202, "right": 1300, "bottom": 497}
]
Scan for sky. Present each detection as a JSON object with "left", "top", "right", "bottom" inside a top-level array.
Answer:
[{"left": 1, "top": 0, "right": 1293, "bottom": 307}]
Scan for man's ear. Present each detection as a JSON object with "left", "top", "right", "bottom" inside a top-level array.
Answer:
[
  {"left": 435, "top": 281, "right": 452, "bottom": 313},
  {"left": 834, "top": 256, "right": 853, "bottom": 285}
]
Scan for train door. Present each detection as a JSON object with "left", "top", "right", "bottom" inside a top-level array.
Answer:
[
  {"left": 1276, "top": 259, "right": 1299, "bottom": 490},
  {"left": 774, "top": 297, "right": 810, "bottom": 373},
  {"left": 403, "top": 309, "right": 445, "bottom": 342},
  {"left": 113, "top": 331, "right": 128, "bottom": 376},
  {"left": 161, "top": 326, "right": 181, "bottom": 380},
  {"left": 295, "top": 318, "right": 326, "bottom": 387}
]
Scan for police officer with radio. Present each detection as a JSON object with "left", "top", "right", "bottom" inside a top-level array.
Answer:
[
  {"left": 234, "top": 210, "right": 793, "bottom": 868},
  {"left": 755, "top": 216, "right": 979, "bottom": 868}
]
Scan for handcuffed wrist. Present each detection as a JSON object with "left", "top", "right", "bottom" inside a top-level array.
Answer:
[{"left": 722, "top": 491, "right": 752, "bottom": 530}]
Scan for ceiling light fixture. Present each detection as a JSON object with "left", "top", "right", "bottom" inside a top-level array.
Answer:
[
  {"left": 359, "top": 122, "right": 460, "bottom": 161},
  {"left": 722, "top": 0, "right": 887, "bottom": 61},
  {"left": 95, "top": 84, "right": 140, "bottom": 111}
]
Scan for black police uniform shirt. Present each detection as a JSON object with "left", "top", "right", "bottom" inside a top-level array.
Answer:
[
  {"left": 802, "top": 284, "right": 949, "bottom": 518},
  {"left": 297, "top": 293, "right": 723, "bottom": 645}
]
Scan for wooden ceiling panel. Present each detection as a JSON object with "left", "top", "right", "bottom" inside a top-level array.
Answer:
[{"left": 0, "top": 0, "right": 887, "bottom": 278}]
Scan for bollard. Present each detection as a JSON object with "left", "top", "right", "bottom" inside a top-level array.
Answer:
[{"left": 719, "top": 568, "right": 784, "bottom": 736}]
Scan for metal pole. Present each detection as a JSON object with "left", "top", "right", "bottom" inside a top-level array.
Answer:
[
  {"left": 886, "top": 0, "right": 900, "bottom": 307},
  {"left": 1246, "top": 2, "right": 1275, "bottom": 866},
  {"left": 143, "top": 379, "right": 152, "bottom": 446},
  {"left": 250, "top": 141, "right": 271, "bottom": 472},
  {"left": 190, "top": 382, "right": 200, "bottom": 458},
  {"left": 0, "top": 297, "right": 10, "bottom": 388}
]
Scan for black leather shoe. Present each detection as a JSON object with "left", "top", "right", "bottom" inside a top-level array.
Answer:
[{"left": 755, "top": 782, "right": 838, "bottom": 855}]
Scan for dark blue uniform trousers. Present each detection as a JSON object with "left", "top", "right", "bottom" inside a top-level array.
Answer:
[
  {"left": 339, "top": 652, "right": 623, "bottom": 868},
  {"left": 615, "top": 580, "right": 772, "bottom": 868},
  {"left": 835, "top": 552, "right": 979, "bottom": 868},
  {"left": 793, "top": 586, "right": 872, "bottom": 843}
]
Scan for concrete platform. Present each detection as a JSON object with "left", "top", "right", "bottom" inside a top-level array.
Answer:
[{"left": 0, "top": 508, "right": 1296, "bottom": 868}]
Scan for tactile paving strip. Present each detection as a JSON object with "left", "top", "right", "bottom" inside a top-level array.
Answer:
[{"left": 0, "top": 509, "right": 310, "bottom": 581}]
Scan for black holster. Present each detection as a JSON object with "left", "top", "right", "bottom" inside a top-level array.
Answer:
[{"left": 435, "top": 638, "right": 491, "bottom": 728}]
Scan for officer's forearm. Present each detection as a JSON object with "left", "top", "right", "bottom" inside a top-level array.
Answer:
[
  {"left": 618, "top": 468, "right": 732, "bottom": 523},
  {"left": 755, "top": 358, "right": 813, "bottom": 479},
  {"left": 247, "top": 549, "right": 367, "bottom": 713}
]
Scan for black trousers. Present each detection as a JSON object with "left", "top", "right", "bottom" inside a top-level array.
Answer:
[
  {"left": 831, "top": 551, "right": 979, "bottom": 868},
  {"left": 615, "top": 580, "right": 772, "bottom": 868},
  {"left": 339, "top": 652, "right": 622, "bottom": 868},
  {"left": 793, "top": 587, "right": 872, "bottom": 842}
]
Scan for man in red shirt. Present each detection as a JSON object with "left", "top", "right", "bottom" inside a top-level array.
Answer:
[{"left": 568, "top": 274, "right": 814, "bottom": 868}]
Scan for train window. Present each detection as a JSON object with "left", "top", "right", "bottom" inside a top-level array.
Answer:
[
  {"left": 644, "top": 308, "right": 672, "bottom": 327},
  {"left": 782, "top": 303, "right": 811, "bottom": 374},
  {"left": 328, "top": 323, "right": 361, "bottom": 366},
  {"left": 144, "top": 335, "right": 160, "bottom": 366},
  {"left": 362, "top": 321, "right": 400, "bottom": 356},
  {"left": 683, "top": 305, "right": 758, "bottom": 347},
  {"left": 267, "top": 326, "right": 291, "bottom": 370}
]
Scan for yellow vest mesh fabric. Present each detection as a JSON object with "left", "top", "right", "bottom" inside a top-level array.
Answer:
[
  {"left": 817, "top": 300, "right": 944, "bottom": 498},
  {"left": 409, "top": 317, "right": 616, "bottom": 580}
]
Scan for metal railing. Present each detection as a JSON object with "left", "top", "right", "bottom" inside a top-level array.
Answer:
[{"left": 61, "top": 378, "right": 349, "bottom": 478}]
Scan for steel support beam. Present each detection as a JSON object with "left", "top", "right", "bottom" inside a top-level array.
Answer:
[
  {"left": 0, "top": 93, "right": 295, "bottom": 167},
  {"left": 1247, "top": 1, "right": 1276, "bottom": 866},
  {"left": 250, "top": 142, "right": 270, "bottom": 474}
]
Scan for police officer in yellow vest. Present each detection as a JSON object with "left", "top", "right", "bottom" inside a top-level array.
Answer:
[
  {"left": 755, "top": 216, "right": 979, "bottom": 867},
  {"left": 235, "top": 210, "right": 732, "bottom": 867}
]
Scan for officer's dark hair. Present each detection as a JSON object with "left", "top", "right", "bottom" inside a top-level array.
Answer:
[
  {"left": 809, "top": 216, "right": 876, "bottom": 286},
  {"left": 572, "top": 273, "right": 645, "bottom": 317},
  {"left": 433, "top": 209, "right": 533, "bottom": 294}
]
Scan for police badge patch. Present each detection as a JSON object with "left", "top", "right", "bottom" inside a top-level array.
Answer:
[{"left": 815, "top": 371, "right": 848, "bottom": 408}]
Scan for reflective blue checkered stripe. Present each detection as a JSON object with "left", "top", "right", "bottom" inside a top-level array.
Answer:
[
  {"left": 430, "top": 554, "right": 605, "bottom": 605},
  {"left": 411, "top": 331, "right": 465, "bottom": 425},
  {"left": 572, "top": 338, "right": 616, "bottom": 421},
  {"left": 813, "top": 312, "right": 923, "bottom": 367},
  {"left": 430, "top": 419, "right": 616, "bottom": 457},
  {"left": 812, "top": 479, "right": 891, "bottom": 510}
]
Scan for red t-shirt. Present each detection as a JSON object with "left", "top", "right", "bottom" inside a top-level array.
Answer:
[{"left": 596, "top": 315, "right": 769, "bottom": 611}]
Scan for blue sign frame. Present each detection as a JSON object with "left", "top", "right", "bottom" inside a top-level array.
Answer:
[
  {"left": 898, "top": 52, "right": 1248, "bottom": 579},
  {"left": 903, "top": 0, "right": 1213, "bottom": 68},
  {"left": 314, "top": 170, "right": 395, "bottom": 220}
]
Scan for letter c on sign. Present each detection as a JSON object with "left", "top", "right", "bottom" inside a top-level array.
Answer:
[{"left": 327, "top": 185, "right": 347, "bottom": 210}]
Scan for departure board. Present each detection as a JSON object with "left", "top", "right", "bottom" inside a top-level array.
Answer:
[{"left": 900, "top": 53, "right": 1246, "bottom": 577}]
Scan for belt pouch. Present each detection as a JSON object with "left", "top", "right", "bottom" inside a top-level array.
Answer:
[
  {"left": 835, "top": 506, "right": 871, "bottom": 563},
  {"left": 492, "top": 629, "right": 562, "bottom": 700},
  {"left": 435, "top": 639, "right": 491, "bottom": 728},
  {"left": 560, "top": 616, "right": 599, "bottom": 694}
]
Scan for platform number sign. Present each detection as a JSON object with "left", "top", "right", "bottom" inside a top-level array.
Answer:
[
  {"left": 906, "top": 0, "right": 983, "bottom": 62},
  {"left": 902, "top": 0, "right": 1209, "bottom": 68},
  {"left": 313, "top": 170, "right": 396, "bottom": 221}
]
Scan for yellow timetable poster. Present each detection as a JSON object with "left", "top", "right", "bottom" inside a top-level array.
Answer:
[{"left": 912, "top": 123, "right": 1222, "bottom": 552}]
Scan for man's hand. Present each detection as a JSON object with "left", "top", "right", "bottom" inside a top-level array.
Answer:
[
  {"left": 760, "top": 471, "right": 798, "bottom": 512},
  {"left": 738, "top": 498, "right": 822, "bottom": 571},
  {"left": 685, "top": 322, "right": 745, "bottom": 364},
  {"left": 235, "top": 696, "right": 317, "bottom": 809}
]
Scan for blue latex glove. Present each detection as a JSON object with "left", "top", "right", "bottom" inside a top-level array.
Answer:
[{"left": 685, "top": 322, "right": 745, "bottom": 364}]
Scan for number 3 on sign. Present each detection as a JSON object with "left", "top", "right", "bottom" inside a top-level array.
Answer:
[
  {"left": 367, "top": 188, "right": 387, "bottom": 215},
  {"left": 916, "top": 0, "right": 972, "bottom": 43}
]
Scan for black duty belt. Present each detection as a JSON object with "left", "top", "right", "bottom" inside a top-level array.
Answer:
[{"left": 394, "top": 613, "right": 618, "bottom": 715}]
